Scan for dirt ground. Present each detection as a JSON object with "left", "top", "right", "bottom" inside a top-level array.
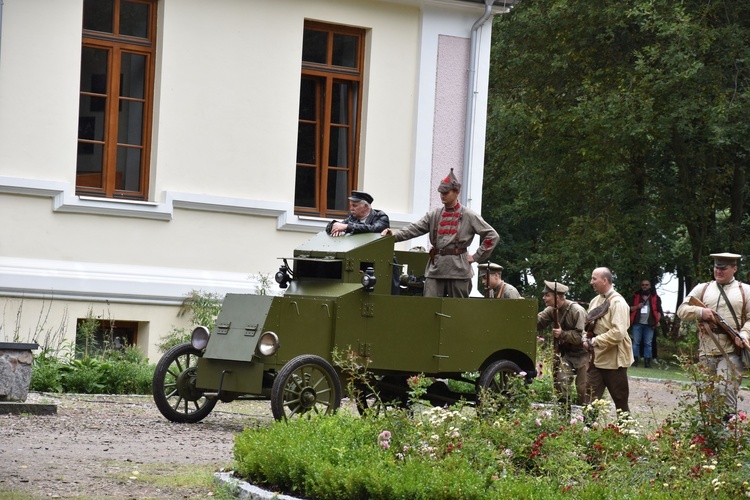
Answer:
[{"left": 2, "top": 378, "right": 750, "bottom": 499}]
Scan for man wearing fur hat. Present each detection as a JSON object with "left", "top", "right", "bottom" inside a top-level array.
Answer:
[
  {"left": 537, "top": 280, "right": 588, "bottom": 405},
  {"left": 677, "top": 253, "right": 750, "bottom": 413},
  {"left": 381, "top": 169, "right": 498, "bottom": 298},
  {"left": 477, "top": 263, "right": 521, "bottom": 299},
  {"left": 327, "top": 190, "right": 390, "bottom": 237}
]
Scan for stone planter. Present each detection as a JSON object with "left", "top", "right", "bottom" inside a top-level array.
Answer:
[{"left": 0, "top": 342, "right": 39, "bottom": 402}]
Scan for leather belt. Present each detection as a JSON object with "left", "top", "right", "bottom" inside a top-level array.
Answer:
[{"left": 435, "top": 248, "right": 467, "bottom": 256}]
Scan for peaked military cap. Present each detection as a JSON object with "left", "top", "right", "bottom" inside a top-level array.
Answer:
[
  {"left": 543, "top": 280, "right": 569, "bottom": 294},
  {"left": 477, "top": 262, "right": 503, "bottom": 274},
  {"left": 348, "top": 190, "right": 374, "bottom": 204},
  {"left": 710, "top": 252, "right": 741, "bottom": 269},
  {"left": 437, "top": 168, "right": 462, "bottom": 193}
]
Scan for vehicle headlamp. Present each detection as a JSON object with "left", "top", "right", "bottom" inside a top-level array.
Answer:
[
  {"left": 258, "top": 331, "right": 280, "bottom": 356},
  {"left": 191, "top": 326, "right": 211, "bottom": 350},
  {"left": 275, "top": 260, "right": 293, "bottom": 289},
  {"left": 361, "top": 266, "right": 377, "bottom": 292}
]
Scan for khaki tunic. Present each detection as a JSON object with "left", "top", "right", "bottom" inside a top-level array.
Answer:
[
  {"left": 538, "top": 300, "right": 587, "bottom": 355},
  {"left": 588, "top": 290, "right": 633, "bottom": 369},
  {"left": 394, "top": 204, "right": 498, "bottom": 279},
  {"left": 491, "top": 281, "right": 522, "bottom": 299},
  {"left": 676, "top": 279, "right": 750, "bottom": 356}
]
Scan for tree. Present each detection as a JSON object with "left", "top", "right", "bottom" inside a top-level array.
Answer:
[{"left": 484, "top": 0, "right": 750, "bottom": 302}]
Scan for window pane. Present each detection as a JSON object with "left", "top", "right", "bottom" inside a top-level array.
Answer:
[
  {"left": 326, "top": 170, "right": 349, "bottom": 211},
  {"left": 120, "top": 53, "right": 146, "bottom": 99},
  {"left": 80, "top": 47, "right": 109, "bottom": 94},
  {"left": 83, "top": 0, "right": 114, "bottom": 33},
  {"left": 118, "top": 100, "right": 144, "bottom": 145},
  {"left": 295, "top": 166, "right": 317, "bottom": 208},
  {"left": 299, "top": 78, "right": 317, "bottom": 121},
  {"left": 116, "top": 146, "right": 142, "bottom": 191},
  {"left": 331, "top": 83, "right": 349, "bottom": 125},
  {"left": 302, "top": 29, "right": 327, "bottom": 64},
  {"left": 328, "top": 126, "right": 348, "bottom": 167},
  {"left": 78, "top": 110, "right": 105, "bottom": 142},
  {"left": 120, "top": 1, "right": 149, "bottom": 38},
  {"left": 332, "top": 34, "right": 358, "bottom": 68},
  {"left": 296, "top": 123, "right": 317, "bottom": 165},
  {"left": 76, "top": 144, "right": 104, "bottom": 188}
]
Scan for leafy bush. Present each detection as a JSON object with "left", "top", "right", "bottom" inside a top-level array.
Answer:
[{"left": 232, "top": 350, "right": 750, "bottom": 499}]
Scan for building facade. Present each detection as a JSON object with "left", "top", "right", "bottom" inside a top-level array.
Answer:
[{"left": 0, "top": 0, "right": 515, "bottom": 361}]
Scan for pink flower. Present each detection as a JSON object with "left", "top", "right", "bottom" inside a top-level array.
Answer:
[
  {"left": 518, "top": 371, "right": 528, "bottom": 377},
  {"left": 535, "top": 418, "right": 542, "bottom": 426},
  {"left": 380, "top": 440, "right": 390, "bottom": 450}
]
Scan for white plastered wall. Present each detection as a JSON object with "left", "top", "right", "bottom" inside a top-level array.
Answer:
[{"left": 0, "top": 0, "right": 499, "bottom": 355}]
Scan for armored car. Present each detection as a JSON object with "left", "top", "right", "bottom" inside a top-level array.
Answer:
[{"left": 153, "top": 232, "right": 537, "bottom": 422}]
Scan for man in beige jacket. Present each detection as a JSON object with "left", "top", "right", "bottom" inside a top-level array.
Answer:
[{"left": 582, "top": 267, "right": 633, "bottom": 414}]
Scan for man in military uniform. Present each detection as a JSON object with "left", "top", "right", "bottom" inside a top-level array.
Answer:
[
  {"left": 327, "top": 191, "right": 390, "bottom": 237},
  {"left": 677, "top": 252, "right": 750, "bottom": 413},
  {"left": 583, "top": 267, "right": 633, "bottom": 415},
  {"left": 537, "top": 280, "right": 587, "bottom": 405},
  {"left": 477, "top": 263, "right": 521, "bottom": 299},
  {"left": 381, "top": 169, "right": 498, "bottom": 298}
]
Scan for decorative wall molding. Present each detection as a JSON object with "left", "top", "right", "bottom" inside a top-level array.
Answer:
[
  {"left": 0, "top": 256, "right": 264, "bottom": 306},
  {"left": 0, "top": 176, "right": 413, "bottom": 231}
]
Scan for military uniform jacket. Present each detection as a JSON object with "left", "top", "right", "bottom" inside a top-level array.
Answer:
[
  {"left": 677, "top": 279, "right": 750, "bottom": 357},
  {"left": 394, "top": 203, "right": 498, "bottom": 279},
  {"left": 341, "top": 209, "right": 390, "bottom": 234},
  {"left": 491, "top": 281, "right": 522, "bottom": 299},
  {"left": 537, "top": 300, "right": 587, "bottom": 355},
  {"left": 588, "top": 290, "right": 633, "bottom": 369}
]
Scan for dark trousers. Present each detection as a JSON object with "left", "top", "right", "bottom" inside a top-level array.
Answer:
[{"left": 585, "top": 366, "right": 630, "bottom": 413}]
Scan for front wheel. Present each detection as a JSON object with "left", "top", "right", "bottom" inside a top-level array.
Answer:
[
  {"left": 271, "top": 355, "right": 342, "bottom": 421},
  {"left": 153, "top": 342, "right": 217, "bottom": 423}
]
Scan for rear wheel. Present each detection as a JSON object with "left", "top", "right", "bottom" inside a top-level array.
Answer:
[
  {"left": 271, "top": 355, "right": 342, "bottom": 421},
  {"left": 476, "top": 360, "right": 523, "bottom": 416},
  {"left": 477, "top": 360, "right": 522, "bottom": 393},
  {"left": 152, "top": 343, "right": 217, "bottom": 423}
]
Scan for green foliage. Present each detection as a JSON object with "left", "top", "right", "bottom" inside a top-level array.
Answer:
[
  {"left": 157, "top": 290, "right": 223, "bottom": 353},
  {"left": 233, "top": 353, "right": 750, "bottom": 499},
  {"left": 484, "top": 0, "right": 750, "bottom": 298}
]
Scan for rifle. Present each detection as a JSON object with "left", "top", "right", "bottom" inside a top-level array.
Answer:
[
  {"left": 484, "top": 264, "right": 491, "bottom": 298},
  {"left": 552, "top": 282, "right": 561, "bottom": 380},
  {"left": 687, "top": 296, "right": 750, "bottom": 368}
]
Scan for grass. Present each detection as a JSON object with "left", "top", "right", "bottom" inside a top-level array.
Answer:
[{"left": 630, "top": 356, "right": 750, "bottom": 388}]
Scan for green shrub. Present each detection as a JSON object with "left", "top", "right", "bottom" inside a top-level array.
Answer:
[
  {"left": 233, "top": 351, "right": 750, "bottom": 499},
  {"left": 30, "top": 351, "right": 65, "bottom": 393}
]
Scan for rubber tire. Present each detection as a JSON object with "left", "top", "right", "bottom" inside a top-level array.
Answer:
[
  {"left": 270, "top": 354, "right": 342, "bottom": 421},
  {"left": 477, "top": 359, "right": 523, "bottom": 394},
  {"left": 153, "top": 342, "right": 217, "bottom": 423}
]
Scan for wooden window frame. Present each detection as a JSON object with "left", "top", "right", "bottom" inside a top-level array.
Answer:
[
  {"left": 77, "top": 0, "right": 157, "bottom": 200},
  {"left": 295, "top": 21, "right": 365, "bottom": 218}
]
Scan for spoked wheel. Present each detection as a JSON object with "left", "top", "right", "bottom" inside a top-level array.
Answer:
[
  {"left": 354, "top": 376, "right": 410, "bottom": 417},
  {"left": 271, "top": 355, "right": 342, "bottom": 421},
  {"left": 153, "top": 342, "right": 217, "bottom": 423},
  {"left": 476, "top": 360, "right": 523, "bottom": 415}
]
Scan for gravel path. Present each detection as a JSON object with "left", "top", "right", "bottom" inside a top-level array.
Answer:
[{"left": 1, "top": 378, "right": 749, "bottom": 499}]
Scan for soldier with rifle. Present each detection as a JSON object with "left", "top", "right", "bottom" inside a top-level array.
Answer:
[
  {"left": 677, "top": 253, "right": 750, "bottom": 416},
  {"left": 477, "top": 263, "right": 521, "bottom": 299},
  {"left": 537, "top": 280, "right": 587, "bottom": 406}
]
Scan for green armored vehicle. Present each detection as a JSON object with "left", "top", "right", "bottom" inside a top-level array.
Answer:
[{"left": 153, "top": 232, "right": 537, "bottom": 422}]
